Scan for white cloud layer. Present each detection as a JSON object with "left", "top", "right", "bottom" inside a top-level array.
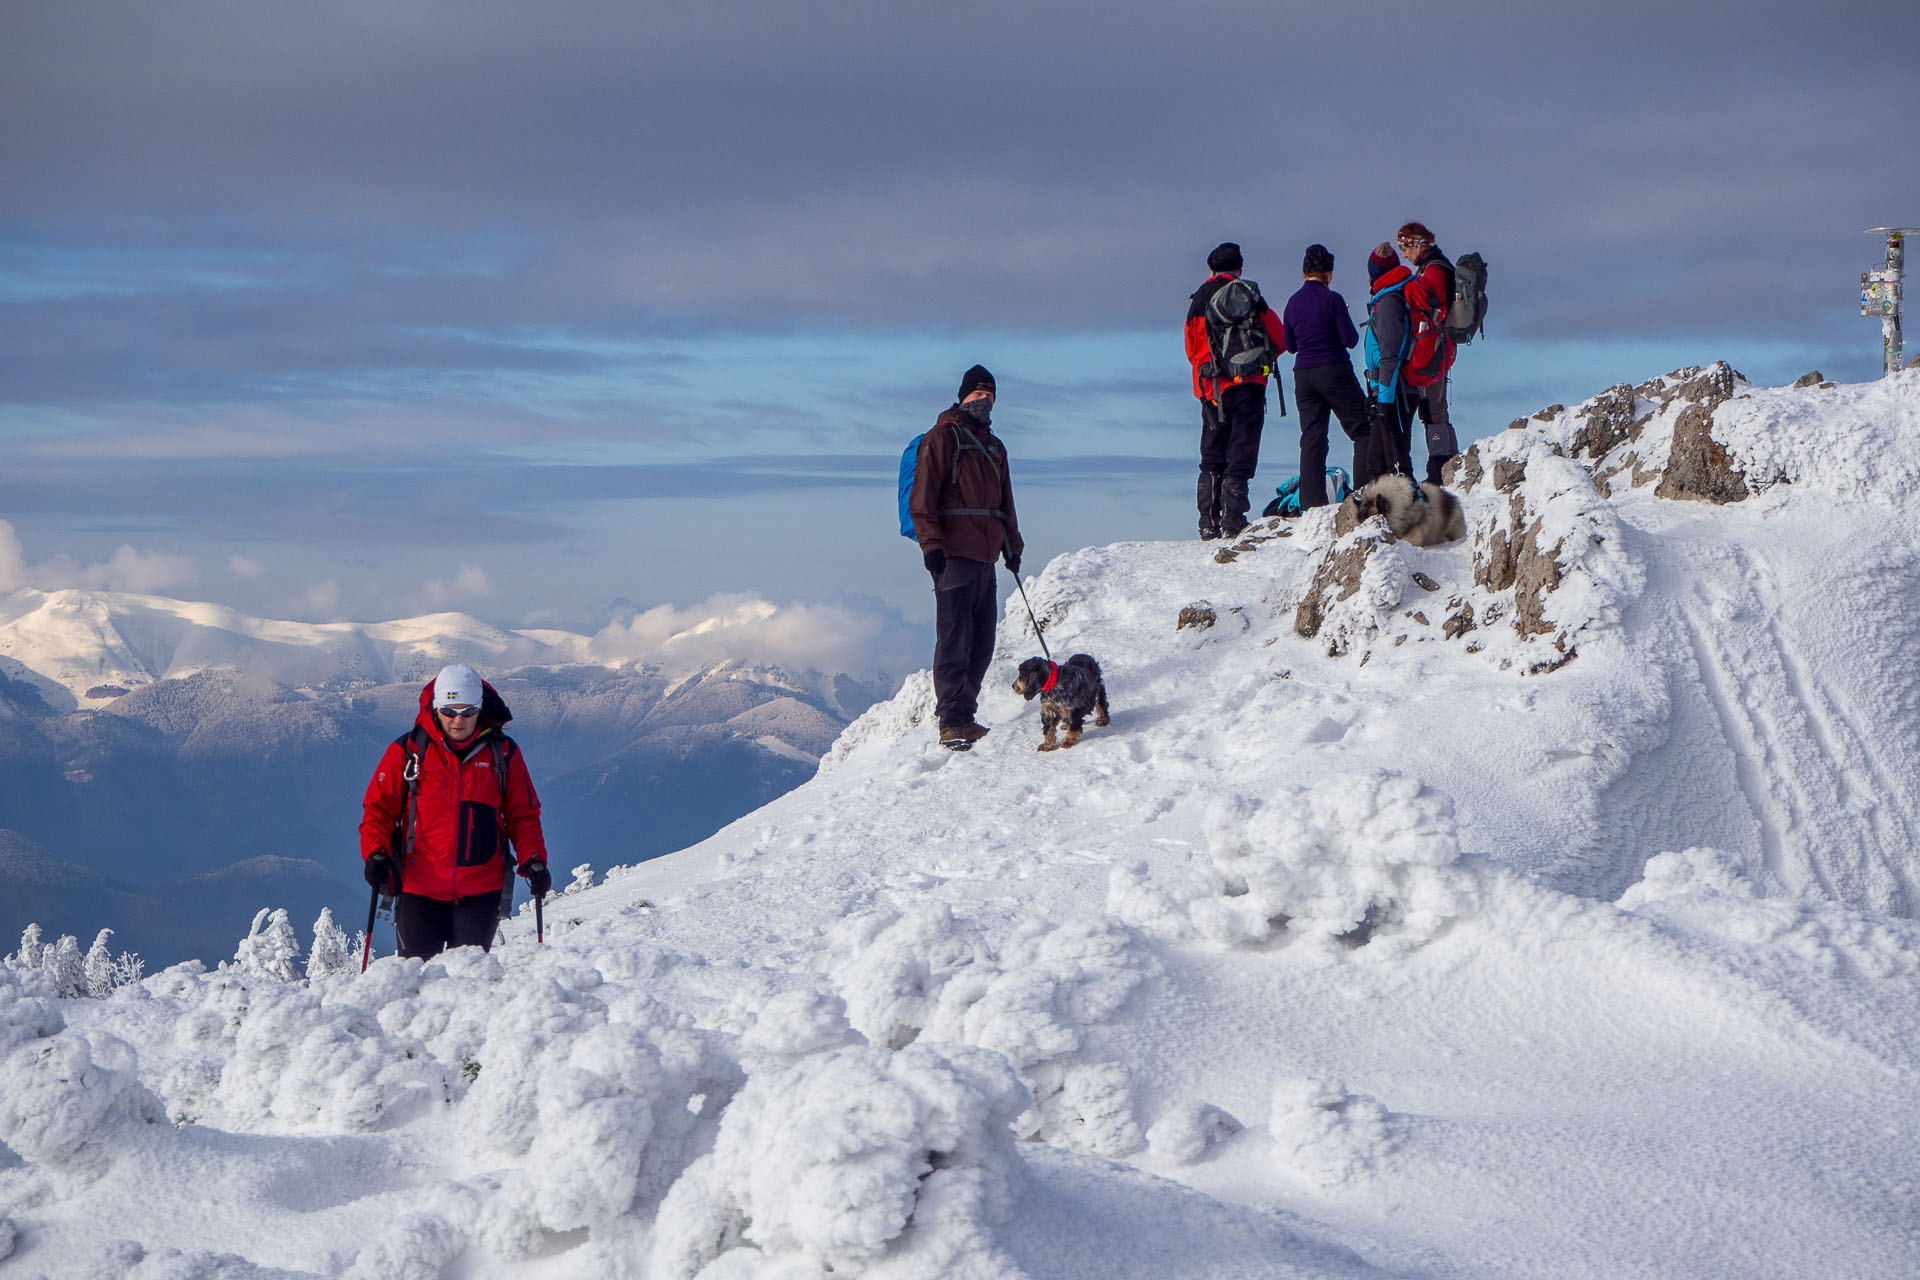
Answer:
[
  {"left": 591, "top": 592, "right": 921, "bottom": 679},
  {"left": 0, "top": 519, "right": 197, "bottom": 594},
  {"left": 422, "top": 564, "right": 496, "bottom": 608}
]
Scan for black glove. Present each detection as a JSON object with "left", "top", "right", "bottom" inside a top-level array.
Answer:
[
  {"left": 923, "top": 548, "right": 947, "bottom": 578},
  {"left": 523, "top": 860, "right": 552, "bottom": 897},
  {"left": 363, "top": 853, "right": 399, "bottom": 893},
  {"left": 1003, "top": 552, "right": 1021, "bottom": 575}
]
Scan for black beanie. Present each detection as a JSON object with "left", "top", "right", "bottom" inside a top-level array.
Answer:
[
  {"left": 1206, "top": 242, "right": 1243, "bottom": 274},
  {"left": 958, "top": 364, "right": 996, "bottom": 400},
  {"left": 1302, "top": 244, "right": 1335, "bottom": 275}
]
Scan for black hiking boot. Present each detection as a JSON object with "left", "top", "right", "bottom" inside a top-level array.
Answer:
[
  {"left": 1219, "top": 476, "right": 1250, "bottom": 538},
  {"left": 1197, "top": 471, "right": 1223, "bottom": 540}
]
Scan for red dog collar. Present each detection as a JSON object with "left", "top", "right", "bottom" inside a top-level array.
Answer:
[{"left": 1039, "top": 661, "right": 1059, "bottom": 693}]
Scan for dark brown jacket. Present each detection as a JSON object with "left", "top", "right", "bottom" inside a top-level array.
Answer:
[{"left": 909, "top": 408, "right": 1023, "bottom": 565}]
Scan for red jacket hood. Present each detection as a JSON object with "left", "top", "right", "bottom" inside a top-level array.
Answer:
[
  {"left": 413, "top": 676, "right": 513, "bottom": 737},
  {"left": 1369, "top": 265, "right": 1413, "bottom": 296}
]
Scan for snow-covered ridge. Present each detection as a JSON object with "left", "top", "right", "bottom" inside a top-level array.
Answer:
[
  {"left": 3, "top": 368, "right": 1919, "bottom": 1277},
  {"left": 0, "top": 590, "right": 600, "bottom": 708},
  {"left": 0, "top": 591, "right": 899, "bottom": 713}
]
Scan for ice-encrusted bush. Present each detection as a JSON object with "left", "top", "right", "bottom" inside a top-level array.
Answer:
[
  {"left": 232, "top": 907, "right": 301, "bottom": 982},
  {"left": 448, "top": 967, "right": 737, "bottom": 1246},
  {"left": 1109, "top": 772, "right": 1480, "bottom": 955},
  {"left": 1269, "top": 1077, "right": 1395, "bottom": 1186},
  {"left": 10, "top": 923, "right": 46, "bottom": 968},
  {"left": 46, "top": 933, "right": 86, "bottom": 998},
  {"left": 1146, "top": 1099, "right": 1243, "bottom": 1164},
  {"left": 306, "top": 907, "right": 356, "bottom": 980},
  {"left": 651, "top": 1043, "right": 1029, "bottom": 1279},
  {"left": 83, "top": 928, "right": 143, "bottom": 998},
  {"left": 829, "top": 902, "right": 1152, "bottom": 1156},
  {"left": 0, "top": 1014, "right": 166, "bottom": 1181}
]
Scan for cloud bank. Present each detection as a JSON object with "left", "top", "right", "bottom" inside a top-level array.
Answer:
[
  {"left": 591, "top": 593, "right": 923, "bottom": 680},
  {"left": 0, "top": 519, "right": 197, "bottom": 594}
]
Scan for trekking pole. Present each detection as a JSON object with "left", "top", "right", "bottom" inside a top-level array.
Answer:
[
  {"left": 1011, "top": 573, "right": 1054, "bottom": 664},
  {"left": 534, "top": 891, "right": 545, "bottom": 944},
  {"left": 359, "top": 883, "right": 379, "bottom": 973}
]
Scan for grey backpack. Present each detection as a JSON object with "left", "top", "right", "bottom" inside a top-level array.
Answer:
[
  {"left": 1201, "top": 278, "right": 1277, "bottom": 382},
  {"left": 1447, "top": 252, "right": 1489, "bottom": 344}
]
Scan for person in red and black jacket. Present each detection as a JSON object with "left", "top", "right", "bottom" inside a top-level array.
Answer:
[
  {"left": 1185, "top": 242, "right": 1287, "bottom": 538},
  {"left": 1396, "top": 221, "right": 1460, "bottom": 484},
  {"left": 359, "top": 663, "right": 551, "bottom": 960}
]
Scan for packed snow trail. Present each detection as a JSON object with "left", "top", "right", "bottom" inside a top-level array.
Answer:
[{"left": 4, "top": 368, "right": 1920, "bottom": 1278}]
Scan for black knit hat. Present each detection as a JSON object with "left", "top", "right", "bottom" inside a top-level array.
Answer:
[
  {"left": 1302, "top": 244, "right": 1335, "bottom": 275},
  {"left": 1206, "top": 242, "right": 1243, "bottom": 274},
  {"left": 958, "top": 364, "right": 996, "bottom": 400}
]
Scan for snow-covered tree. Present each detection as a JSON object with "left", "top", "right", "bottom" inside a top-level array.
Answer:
[
  {"left": 84, "top": 929, "right": 118, "bottom": 998},
  {"left": 306, "top": 908, "right": 354, "bottom": 980},
  {"left": 113, "top": 952, "right": 144, "bottom": 988},
  {"left": 10, "top": 923, "right": 45, "bottom": 968},
  {"left": 233, "top": 907, "right": 302, "bottom": 982},
  {"left": 566, "top": 863, "right": 596, "bottom": 895},
  {"left": 46, "top": 934, "right": 86, "bottom": 997}
]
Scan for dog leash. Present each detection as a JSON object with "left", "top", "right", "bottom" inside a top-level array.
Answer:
[{"left": 1010, "top": 570, "right": 1054, "bottom": 665}]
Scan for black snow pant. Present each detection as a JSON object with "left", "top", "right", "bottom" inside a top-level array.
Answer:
[
  {"left": 1412, "top": 376, "right": 1459, "bottom": 484},
  {"left": 1198, "top": 381, "right": 1267, "bottom": 534},
  {"left": 932, "top": 555, "right": 998, "bottom": 729},
  {"left": 1355, "top": 395, "right": 1416, "bottom": 490},
  {"left": 394, "top": 891, "right": 500, "bottom": 960},
  {"left": 1292, "top": 363, "right": 1371, "bottom": 508}
]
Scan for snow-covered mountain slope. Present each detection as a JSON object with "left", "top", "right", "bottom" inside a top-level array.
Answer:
[
  {"left": 0, "top": 657, "right": 883, "bottom": 967},
  {"left": 0, "top": 592, "right": 598, "bottom": 709},
  {"left": 3, "top": 369, "right": 1918, "bottom": 1278}
]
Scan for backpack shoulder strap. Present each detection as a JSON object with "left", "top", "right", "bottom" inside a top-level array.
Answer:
[
  {"left": 488, "top": 735, "right": 515, "bottom": 859},
  {"left": 394, "top": 725, "right": 430, "bottom": 862}
]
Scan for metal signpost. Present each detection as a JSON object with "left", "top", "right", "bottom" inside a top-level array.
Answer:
[{"left": 1862, "top": 228, "right": 1920, "bottom": 376}]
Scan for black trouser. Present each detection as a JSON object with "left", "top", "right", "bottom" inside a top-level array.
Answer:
[
  {"left": 932, "top": 555, "right": 998, "bottom": 728},
  {"left": 1198, "top": 381, "right": 1267, "bottom": 531},
  {"left": 394, "top": 891, "right": 500, "bottom": 960},
  {"left": 1197, "top": 381, "right": 1267, "bottom": 480},
  {"left": 1412, "top": 376, "right": 1459, "bottom": 484},
  {"left": 1292, "top": 364, "right": 1371, "bottom": 508},
  {"left": 1356, "top": 394, "right": 1415, "bottom": 489}
]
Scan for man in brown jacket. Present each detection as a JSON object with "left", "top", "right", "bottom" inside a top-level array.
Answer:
[{"left": 908, "top": 364, "right": 1024, "bottom": 750}]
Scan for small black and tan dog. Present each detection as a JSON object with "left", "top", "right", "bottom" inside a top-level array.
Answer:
[{"left": 1012, "top": 654, "right": 1110, "bottom": 751}]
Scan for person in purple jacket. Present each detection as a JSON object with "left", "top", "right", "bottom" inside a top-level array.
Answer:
[{"left": 1281, "top": 244, "right": 1373, "bottom": 509}]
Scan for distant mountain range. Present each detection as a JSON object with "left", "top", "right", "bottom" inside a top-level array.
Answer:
[{"left": 0, "top": 589, "right": 893, "bottom": 967}]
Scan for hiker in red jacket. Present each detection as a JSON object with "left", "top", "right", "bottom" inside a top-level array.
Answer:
[
  {"left": 359, "top": 663, "right": 551, "bottom": 959},
  {"left": 1185, "top": 242, "right": 1287, "bottom": 539},
  {"left": 1397, "top": 222, "right": 1460, "bottom": 484}
]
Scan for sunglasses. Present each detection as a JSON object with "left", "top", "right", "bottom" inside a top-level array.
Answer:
[{"left": 439, "top": 706, "right": 479, "bottom": 719}]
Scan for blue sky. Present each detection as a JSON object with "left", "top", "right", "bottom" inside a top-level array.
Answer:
[{"left": 2, "top": 0, "right": 1915, "bottom": 670}]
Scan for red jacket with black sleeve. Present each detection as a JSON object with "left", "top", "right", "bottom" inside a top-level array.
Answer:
[
  {"left": 1184, "top": 273, "right": 1287, "bottom": 402},
  {"left": 359, "top": 679, "right": 548, "bottom": 902}
]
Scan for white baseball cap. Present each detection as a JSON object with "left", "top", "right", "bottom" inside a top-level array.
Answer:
[{"left": 432, "top": 663, "right": 484, "bottom": 711}]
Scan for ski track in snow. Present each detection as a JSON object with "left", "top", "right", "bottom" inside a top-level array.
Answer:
[{"left": 4, "top": 370, "right": 1920, "bottom": 1278}]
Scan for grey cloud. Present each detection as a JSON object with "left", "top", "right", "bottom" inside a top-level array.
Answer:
[{"left": 3, "top": 0, "right": 1912, "bottom": 343}]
